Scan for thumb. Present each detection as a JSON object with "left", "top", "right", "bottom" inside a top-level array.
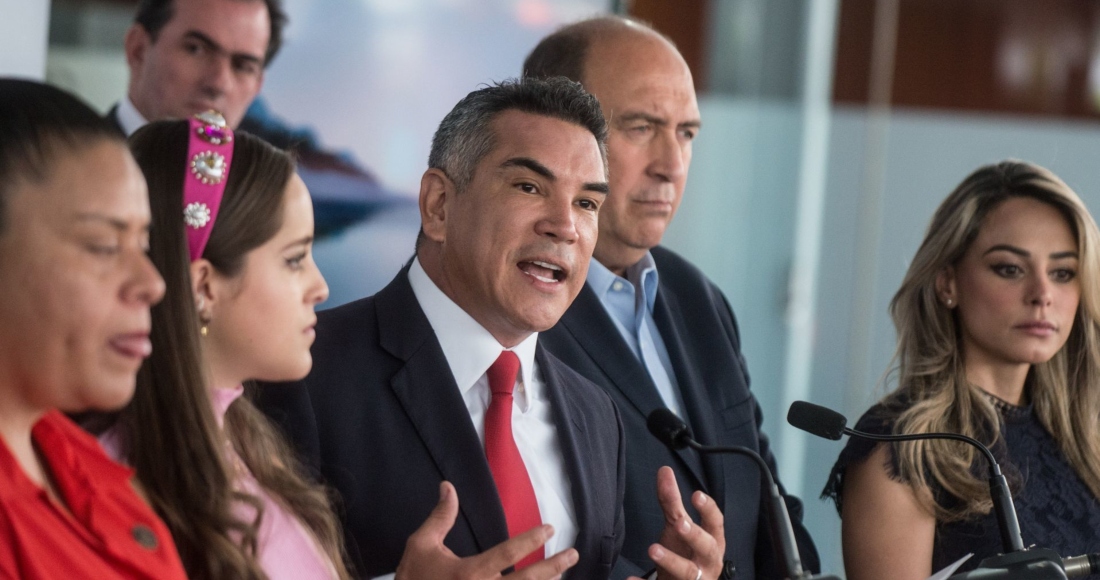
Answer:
[{"left": 416, "top": 481, "right": 459, "bottom": 542}]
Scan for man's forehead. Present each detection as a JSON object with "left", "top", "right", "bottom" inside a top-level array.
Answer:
[
  {"left": 166, "top": 0, "right": 270, "bottom": 50},
  {"left": 482, "top": 112, "right": 604, "bottom": 178}
]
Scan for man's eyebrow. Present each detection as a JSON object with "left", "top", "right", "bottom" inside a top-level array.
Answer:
[
  {"left": 983, "top": 244, "right": 1078, "bottom": 260},
  {"left": 584, "top": 182, "right": 610, "bottom": 195},
  {"left": 616, "top": 112, "right": 702, "bottom": 131},
  {"left": 183, "top": 31, "right": 264, "bottom": 65},
  {"left": 501, "top": 157, "right": 555, "bottom": 180},
  {"left": 617, "top": 112, "right": 666, "bottom": 127}
]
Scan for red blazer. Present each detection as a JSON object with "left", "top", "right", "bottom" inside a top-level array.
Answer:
[{"left": 0, "top": 410, "right": 187, "bottom": 580}]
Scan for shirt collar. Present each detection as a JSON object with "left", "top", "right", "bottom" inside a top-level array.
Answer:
[
  {"left": 407, "top": 258, "right": 538, "bottom": 397},
  {"left": 587, "top": 252, "right": 660, "bottom": 312},
  {"left": 117, "top": 95, "right": 149, "bottom": 137}
]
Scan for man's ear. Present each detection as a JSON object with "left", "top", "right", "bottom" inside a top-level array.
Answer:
[
  {"left": 124, "top": 24, "right": 151, "bottom": 76},
  {"left": 190, "top": 259, "right": 218, "bottom": 320},
  {"left": 935, "top": 266, "right": 958, "bottom": 307},
  {"left": 419, "top": 168, "right": 453, "bottom": 244}
]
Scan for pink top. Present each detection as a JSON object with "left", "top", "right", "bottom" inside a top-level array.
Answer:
[{"left": 101, "top": 387, "right": 337, "bottom": 580}]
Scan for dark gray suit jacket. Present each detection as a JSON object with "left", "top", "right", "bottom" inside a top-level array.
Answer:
[
  {"left": 256, "top": 268, "right": 626, "bottom": 579},
  {"left": 539, "top": 245, "right": 819, "bottom": 580}
]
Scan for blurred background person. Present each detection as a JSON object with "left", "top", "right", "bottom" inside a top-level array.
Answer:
[
  {"left": 111, "top": 0, "right": 281, "bottom": 133},
  {"left": 0, "top": 78, "right": 182, "bottom": 579},
  {"left": 825, "top": 161, "right": 1100, "bottom": 579}
]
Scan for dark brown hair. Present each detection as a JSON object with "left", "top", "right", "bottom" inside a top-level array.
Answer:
[
  {"left": 101, "top": 120, "right": 348, "bottom": 579},
  {"left": 134, "top": 0, "right": 288, "bottom": 66},
  {"left": 0, "top": 79, "right": 125, "bottom": 234}
]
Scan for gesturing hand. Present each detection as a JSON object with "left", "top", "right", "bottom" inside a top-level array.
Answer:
[
  {"left": 627, "top": 467, "right": 726, "bottom": 580},
  {"left": 395, "top": 482, "right": 579, "bottom": 580}
]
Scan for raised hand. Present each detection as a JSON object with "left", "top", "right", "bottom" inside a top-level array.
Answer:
[
  {"left": 395, "top": 482, "right": 579, "bottom": 580},
  {"left": 628, "top": 466, "right": 726, "bottom": 580}
]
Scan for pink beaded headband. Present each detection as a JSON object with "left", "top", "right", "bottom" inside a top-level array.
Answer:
[{"left": 183, "top": 111, "right": 234, "bottom": 262}]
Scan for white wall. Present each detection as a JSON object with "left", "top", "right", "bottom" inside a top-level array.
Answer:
[{"left": 0, "top": 0, "right": 50, "bottom": 79}]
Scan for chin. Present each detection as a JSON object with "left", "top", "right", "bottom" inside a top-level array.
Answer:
[{"left": 81, "top": 382, "right": 137, "bottom": 412}]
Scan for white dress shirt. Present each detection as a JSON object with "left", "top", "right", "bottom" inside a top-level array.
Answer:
[
  {"left": 406, "top": 258, "right": 578, "bottom": 555},
  {"left": 116, "top": 95, "right": 148, "bottom": 137}
]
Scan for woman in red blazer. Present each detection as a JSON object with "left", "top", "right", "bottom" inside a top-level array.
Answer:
[{"left": 0, "top": 79, "right": 186, "bottom": 580}]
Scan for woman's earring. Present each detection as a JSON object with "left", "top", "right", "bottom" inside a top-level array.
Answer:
[
  {"left": 197, "top": 297, "right": 210, "bottom": 337},
  {"left": 945, "top": 298, "right": 954, "bottom": 307}
]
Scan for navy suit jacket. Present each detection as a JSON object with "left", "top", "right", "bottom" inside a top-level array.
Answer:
[
  {"left": 256, "top": 268, "right": 626, "bottom": 579},
  {"left": 539, "top": 246, "right": 819, "bottom": 580},
  {"left": 104, "top": 104, "right": 125, "bottom": 135}
]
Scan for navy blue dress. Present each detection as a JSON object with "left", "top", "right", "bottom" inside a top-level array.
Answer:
[{"left": 825, "top": 394, "right": 1100, "bottom": 576}]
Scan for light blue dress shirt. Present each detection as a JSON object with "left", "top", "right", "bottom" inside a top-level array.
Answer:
[{"left": 586, "top": 253, "right": 687, "bottom": 420}]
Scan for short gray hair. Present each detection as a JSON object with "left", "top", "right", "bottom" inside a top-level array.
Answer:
[{"left": 427, "top": 77, "right": 608, "bottom": 192}]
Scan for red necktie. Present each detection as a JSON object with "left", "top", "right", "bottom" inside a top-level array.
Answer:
[{"left": 484, "top": 350, "right": 544, "bottom": 569}]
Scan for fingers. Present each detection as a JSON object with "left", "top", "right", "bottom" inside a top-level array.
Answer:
[
  {"left": 649, "top": 543, "right": 705, "bottom": 580},
  {"left": 655, "top": 466, "right": 689, "bottom": 525},
  {"left": 479, "top": 524, "right": 555, "bottom": 572},
  {"left": 692, "top": 491, "right": 726, "bottom": 553},
  {"left": 411, "top": 482, "right": 459, "bottom": 545},
  {"left": 506, "top": 547, "right": 579, "bottom": 580},
  {"left": 652, "top": 514, "right": 722, "bottom": 580}
]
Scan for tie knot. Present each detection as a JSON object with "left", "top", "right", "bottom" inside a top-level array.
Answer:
[{"left": 488, "top": 350, "right": 521, "bottom": 395}]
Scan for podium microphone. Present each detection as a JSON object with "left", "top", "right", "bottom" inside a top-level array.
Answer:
[
  {"left": 646, "top": 408, "right": 840, "bottom": 580},
  {"left": 787, "top": 401, "right": 1100, "bottom": 579}
]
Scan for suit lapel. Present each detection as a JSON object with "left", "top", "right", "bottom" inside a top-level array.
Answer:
[
  {"left": 560, "top": 285, "right": 708, "bottom": 489},
  {"left": 560, "top": 286, "right": 668, "bottom": 415},
  {"left": 537, "top": 347, "right": 594, "bottom": 556},
  {"left": 652, "top": 286, "right": 727, "bottom": 505},
  {"left": 376, "top": 272, "right": 510, "bottom": 553}
]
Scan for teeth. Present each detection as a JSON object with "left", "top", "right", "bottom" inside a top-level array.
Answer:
[
  {"left": 532, "top": 274, "right": 556, "bottom": 283},
  {"left": 532, "top": 260, "right": 562, "bottom": 271}
]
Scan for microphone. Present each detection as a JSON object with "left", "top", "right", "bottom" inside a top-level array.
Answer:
[
  {"left": 786, "top": 401, "right": 1099, "bottom": 579},
  {"left": 646, "top": 409, "right": 840, "bottom": 580}
]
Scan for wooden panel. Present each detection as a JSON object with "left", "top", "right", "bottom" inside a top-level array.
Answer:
[
  {"left": 833, "top": 0, "right": 1100, "bottom": 120},
  {"left": 629, "top": 0, "right": 711, "bottom": 91}
]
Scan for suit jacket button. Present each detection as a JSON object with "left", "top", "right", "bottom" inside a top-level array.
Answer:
[
  {"left": 721, "top": 560, "right": 736, "bottom": 579},
  {"left": 132, "top": 524, "right": 158, "bottom": 550}
]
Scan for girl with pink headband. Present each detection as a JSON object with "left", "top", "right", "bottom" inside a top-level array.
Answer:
[{"left": 90, "top": 113, "right": 350, "bottom": 579}]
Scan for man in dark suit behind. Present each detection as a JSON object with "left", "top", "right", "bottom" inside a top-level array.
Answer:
[
  {"left": 108, "top": 0, "right": 283, "bottom": 135},
  {"left": 525, "top": 18, "right": 821, "bottom": 580},
  {"left": 257, "top": 78, "right": 728, "bottom": 580}
]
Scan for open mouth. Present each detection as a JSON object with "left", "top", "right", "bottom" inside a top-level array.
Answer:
[{"left": 518, "top": 260, "right": 566, "bottom": 284}]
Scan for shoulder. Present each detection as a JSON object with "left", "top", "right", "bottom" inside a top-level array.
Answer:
[
  {"left": 823, "top": 399, "right": 910, "bottom": 511},
  {"left": 651, "top": 245, "right": 710, "bottom": 286},
  {"left": 651, "top": 245, "right": 743, "bottom": 343},
  {"left": 317, "top": 294, "right": 378, "bottom": 335}
]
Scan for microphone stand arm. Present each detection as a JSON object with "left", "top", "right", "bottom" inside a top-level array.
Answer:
[
  {"left": 840, "top": 427, "right": 1025, "bottom": 553},
  {"left": 684, "top": 440, "right": 840, "bottom": 580}
]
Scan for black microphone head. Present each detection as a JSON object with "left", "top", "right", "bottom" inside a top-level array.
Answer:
[
  {"left": 647, "top": 408, "right": 692, "bottom": 450},
  {"left": 787, "top": 401, "right": 848, "bottom": 441}
]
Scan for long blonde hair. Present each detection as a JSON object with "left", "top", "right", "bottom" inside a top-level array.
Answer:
[{"left": 885, "top": 160, "right": 1100, "bottom": 521}]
